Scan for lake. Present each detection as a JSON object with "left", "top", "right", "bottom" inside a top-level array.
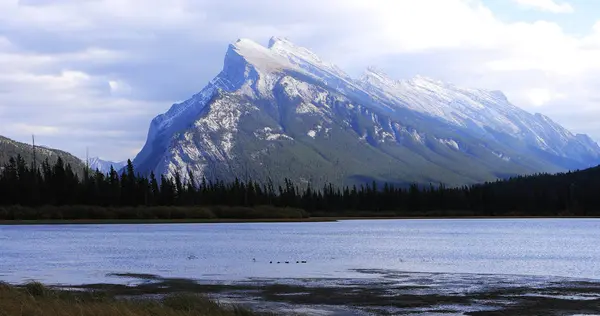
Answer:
[{"left": 1, "top": 218, "right": 600, "bottom": 285}]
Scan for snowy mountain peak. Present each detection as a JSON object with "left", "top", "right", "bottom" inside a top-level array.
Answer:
[
  {"left": 407, "top": 74, "right": 447, "bottom": 88},
  {"left": 365, "top": 66, "right": 391, "bottom": 76},
  {"left": 268, "top": 36, "right": 292, "bottom": 48},
  {"left": 226, "top": 37, "right": 352, "bottom": 84},
  {"left": 88, "top": 157, "right": 126, "bottom": 173},
  {"left": 362, "top": 66, "right": 397, "bottom": 87},
  {"left": 132, "top": 36, "right": 600, "bottom": 187},
  {"left": 226, "top": 38, "right": 294, "bottom": 73},
  {"left": 266, "top": 37, "right": 350, "bottom": 80},
  {"left": 268, "top": 36, "right": 324, "bottom": 64},
  {"left": 489, "top": 90, "right": 508, "bottom": 102}
]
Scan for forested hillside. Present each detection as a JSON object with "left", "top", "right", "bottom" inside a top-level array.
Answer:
[
  {"left": 0, "top": 136, "right": 85, "bottom": 174},
  {"left": 0, "top": 154, "right": 598, "bottom": 219}
]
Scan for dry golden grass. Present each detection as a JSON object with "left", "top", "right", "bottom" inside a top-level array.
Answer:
[{"left": 0, "top": 282, "right": 263, "bottom": 316}]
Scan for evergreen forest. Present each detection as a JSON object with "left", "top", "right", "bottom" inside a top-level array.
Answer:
[{"left": 0, "top": 154, "right": 598, "bottom": 220}]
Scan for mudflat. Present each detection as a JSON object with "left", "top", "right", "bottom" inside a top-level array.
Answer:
[{"left": 59, "top": 270, "right": 600, "bottom": 315}]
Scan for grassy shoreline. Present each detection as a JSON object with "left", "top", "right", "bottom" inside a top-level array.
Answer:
[
  {"left": 13, "top": 272, "right": 600, "bottom": 316},
  {"left": 0, "top": 281, "right": 268, "bottom": 316}
]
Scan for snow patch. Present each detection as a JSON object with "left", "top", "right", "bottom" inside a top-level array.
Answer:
[
  {"left": 411, "top": 130, "right": 425, "bottom": 144},
  {"left": 381, "top": 132, "right": 395, "bottom": 141},
  {"left": 297, "top": 102, "right": 321, "bottom": 114},
  {"left": 191, "top": 95, "right": 246, "bottom": 159},
  {"left": 438, "top": 138, "right": 460, "bottom": 150},
  {"left": 231, "top": 38, "right": 296, "bottom": 73},
  {"left": 492, "top": 151, "right": 511, "bottom": 162},
  {"left": 280, "top": 76, "right": 311, "bottom": 98},
  {"left": 255, "top": 127, "right": 294, "bottom": 141}
]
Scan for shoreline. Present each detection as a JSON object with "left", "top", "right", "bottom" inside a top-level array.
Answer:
[
  {"left": 9, "top": 271, "right": 600, "bottom": 316},
  {"left": 0, "top": 282, "right": 266, "bottom": 316},
  {"left": 0, "top": 215, "right": 599, "bottom": 225}
]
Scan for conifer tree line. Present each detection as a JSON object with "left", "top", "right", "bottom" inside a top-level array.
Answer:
[{"left": 1, "top": 154, "right": 599, "bottom": 216}]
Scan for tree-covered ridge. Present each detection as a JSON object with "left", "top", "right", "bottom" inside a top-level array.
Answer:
[
  {"left": 0, "top": 136, "right": 86, "bottom": 174},
  {"left": 0, "top": 154, "right": 598, "bottom": 217}
]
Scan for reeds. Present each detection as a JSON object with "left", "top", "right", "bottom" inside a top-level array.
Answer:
[{"left": 0, "top": 282, "right": 265, "bottom": 316}]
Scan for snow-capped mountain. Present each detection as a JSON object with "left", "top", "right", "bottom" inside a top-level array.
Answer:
[
  {"left": 87, "top": 157, "right": 127, "bottom": 173},
  {"left": 131, "top": 36, "right": 600, "bottom": 187}
]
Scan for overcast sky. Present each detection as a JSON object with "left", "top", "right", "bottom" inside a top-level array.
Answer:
[{"left": 0, "top": 0, "right": 599, "bottom": 161}]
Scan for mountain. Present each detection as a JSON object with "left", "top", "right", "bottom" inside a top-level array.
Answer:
[
  {"left": 0, "top": 135, "right": 86, "bottom": 172},
  {"left": 131, "top": 36, "right": 600, "bottom": 187},
  {"left": 87, "top": 157, "right": 127, "bottom": 174}
]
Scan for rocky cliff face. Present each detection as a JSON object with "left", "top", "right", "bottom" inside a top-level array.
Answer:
[{"left": 131, "top": 37, "right": 600, "bottom": 187}]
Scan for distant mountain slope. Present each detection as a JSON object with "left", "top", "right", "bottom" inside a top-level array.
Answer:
[
  {"left": 0, "top": 135, "right": 86, "bottom": 172},
  {"left": 88, "top": 157, "right": 127, "bottom": 173},
  {"left": 131, "top": 37, "right": 600, "bottom": 187}
]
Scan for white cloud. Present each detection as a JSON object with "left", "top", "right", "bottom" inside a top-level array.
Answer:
[
  {"left": 525, "top": 88, "right": 567, "bottom": 107},
  {"left": 10, "top": 123, "right": 60, "bottom": 136},
  {"left": 108, "top": 80, "right": 132, "bottom": 96},
  {"left": 512, "top": 0, "right": 574, "bottom": 13},
  {"left": 0, "top": 0, "right": 599, "bottom": 160}
]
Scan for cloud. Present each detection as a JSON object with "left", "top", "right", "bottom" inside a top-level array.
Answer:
[
  {"left": 0, "top": 0, "right": 599, "bottom": 161},
  {"left": 10, "top": 123, "right": 60, "bottom": 136},
  {"left": 512, "top": 0, "right": 574, "bottom": 13},
  {"left": 525, "top": 88, "right": 568, "bottom": 107}
]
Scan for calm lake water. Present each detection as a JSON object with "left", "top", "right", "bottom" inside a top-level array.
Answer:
[{"left": 1, "top": 219, "right": 600, "bottom": 285}]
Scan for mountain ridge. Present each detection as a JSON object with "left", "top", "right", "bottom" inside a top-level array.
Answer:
[
  {"left": 131, "top": 36, "right": 600, "bottom": 187},
  {"left": 0, "top": 135, "right": 86, "bottom": 173},
  {"left": 87, "top": 157, "right": 127, "bottom": 173}
]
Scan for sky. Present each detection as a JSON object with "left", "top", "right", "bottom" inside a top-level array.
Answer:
[{"left": 0, "top": 0, "right": 599, "bottom": 161}]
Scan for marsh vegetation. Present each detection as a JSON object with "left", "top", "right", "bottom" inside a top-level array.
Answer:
[{"left": 0, "top": 281, "right": 270, "bottom": 316}]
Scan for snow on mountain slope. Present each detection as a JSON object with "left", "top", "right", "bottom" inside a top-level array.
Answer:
[
  {"left": 87, "top": 157, "right": 126, "bottom": 173},
  {"left": 268, "top": 37, "right": 351, "bottom": 84},
  {"left": 359, "top": 68, "right": 600, "bottom": 164},
  {"left": 131, "top": 36, "right": 600, "bottom": 187}
]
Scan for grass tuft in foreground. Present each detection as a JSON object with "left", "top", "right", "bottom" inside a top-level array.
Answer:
[{"left": 0, "top": 282, "right": 269, "bottom": 316}]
